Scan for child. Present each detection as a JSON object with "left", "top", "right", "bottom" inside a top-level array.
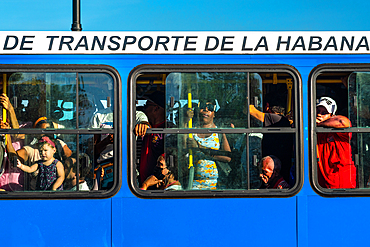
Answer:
[{"left": 17, "top": 136, "right": 65, "bottom": 191}]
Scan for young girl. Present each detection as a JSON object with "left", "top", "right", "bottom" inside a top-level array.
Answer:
[{"left": 17, "top": 136, "right": 65, "bottom": 191}]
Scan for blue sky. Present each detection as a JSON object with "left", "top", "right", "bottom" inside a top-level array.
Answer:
[{"left": 1, "top": 0, "right": 370, "bottom": 31}]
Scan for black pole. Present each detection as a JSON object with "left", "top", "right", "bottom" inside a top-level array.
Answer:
[{"left": 71, "top": 0, "right": 82, "bottom": 31}]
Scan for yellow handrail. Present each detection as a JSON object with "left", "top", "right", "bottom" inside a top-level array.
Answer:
[
  {"left": 188, "top": 90, "right": 193, "bottom": 169},
  {"left": 2, "top": 74, "right": 6, "bottom": 123}
]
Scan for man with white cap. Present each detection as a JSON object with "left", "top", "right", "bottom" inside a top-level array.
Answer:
[{"left": 316, "top": 96, "right": 357, "bottom": 189}]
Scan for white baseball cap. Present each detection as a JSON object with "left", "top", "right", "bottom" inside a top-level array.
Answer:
[{"left": 316, "top": 96, "right": 337, "bottom": 115}]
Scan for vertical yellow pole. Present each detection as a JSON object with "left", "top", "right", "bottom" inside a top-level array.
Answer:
[
  {"left": 2, "top": 74, "right": 6, "bottom": 123},
  {"left": 187, "top": 87, "right": 194, "bottom": 189},
  {"left": 188, "top": 90, "right": 193, "bottom": 168},
  {"left": 2, "top": 74, "right": 7, "bottom": 145},
  {"left": 286, "top": 79, "right": 292, "bottom": 114}
]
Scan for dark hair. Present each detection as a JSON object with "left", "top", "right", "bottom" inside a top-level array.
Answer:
[
  {"left": 146, "top": 91, "right": 165, "bottom": 108},
  {"left": 168, "top": 165, "right": 178, "bottom": 181},
  {"left": 199, "top": 98, "right": 216, "bottom": 105},
  {"left": 69, "top": 153, "right": 92, "bottom": 179},
  {"left": 270, "top": 106, "right": 285, "bottom": 115}
]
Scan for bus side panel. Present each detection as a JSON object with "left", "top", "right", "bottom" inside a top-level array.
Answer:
[
  {"left": 0, "top": 200, "right": 112, "bottom": 247},
  {"left": 307, "top": 197, "right": 370, "bottom": 246},
  {"left": 112, "top": 197, "right": 297, "bottom": 247}
]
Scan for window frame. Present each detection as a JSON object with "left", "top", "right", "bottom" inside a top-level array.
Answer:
[
  {"left": 309, "top": 63, "right": 370, "bottom": 197},
  {"left": 129, "top": 64, "right": 303, "bottom": 198},
  {"left": 0, "top": 64, "right": 121, "bottom": 199}
]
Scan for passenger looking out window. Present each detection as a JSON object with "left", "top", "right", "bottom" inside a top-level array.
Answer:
[
  {"left": 316, "top": 97, "right": 357, "bottom": 189},
  {"left": 185, "top": 98, "right": 231, "bottom": 190},
  {"left": 16, "top": 136, "right": 65, "bottom": 191},
  {"left": 259, "top": 155, "right": 290, "bottom": 189}
]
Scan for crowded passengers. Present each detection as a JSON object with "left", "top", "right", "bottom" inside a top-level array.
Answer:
[
  {"left": 0, "top": 89, "right": 114, "bottom": 192},
  {"left": 135, "top": 89, "right": 297, "bottom": 191}
]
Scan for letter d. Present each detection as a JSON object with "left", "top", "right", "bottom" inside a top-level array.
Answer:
[
  {"left": 4, "top": 36, "right": 19, "bottom": 50},
  {"left": 205, "top": 36, "right": 219, "bottom": 51}
]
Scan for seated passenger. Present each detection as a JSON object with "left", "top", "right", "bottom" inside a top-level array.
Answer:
[
  {"left": 259, "top": 155, "right": 290, "bottom": 189},
  {"left": 141, "top": 154, "right": 181, "bottom": 190},
  {"left": 246, "top": 99, "right": 293, "bottom": 185},
  {"left": 16, "top": 136, "right": 65, "bottom": 191},
  {"left": 89, "top": 103, "right": 114, "bottom": 189},
  {"left": 64, "top": 154, "right": 91, "bottom": 191},
  {"left": 186, "top": 98, "right": 231, "bottom": 190}
]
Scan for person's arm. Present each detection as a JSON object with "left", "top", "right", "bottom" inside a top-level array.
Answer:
[
  {"left": 57, "top": 139, "right": 72, "bottom": 158},
  {"left": 0, "top": 94, "right": 24, "bottom": 139},
  {"left": 135, "top": 122, "right": 150, "bottom": 137},
  {"left": 52, "top": 161, "right": 65, "bottom": 190},
  {"left": 249, "top": 105, "right": 265, "bottom": 122},
  {"left": 0, "top": 93, "right": 18, "bottom": 128},
  {"left": 140, "top": 175, "right": 163, "bottom": 190},
  {"left": 135, "top": 111, "right": 150, "bottom": 137},
  {"left": 317, "top": 115, "right": 351, "bottom": 128},
  {"left": 5, "top": 134, "right": 29, "bottom": 163},
  {"left": 17, "top": 159, "right": 38, "bottom": 173},
  {"left": 213, "top": 134, "right": 232, "bottom": 163}
]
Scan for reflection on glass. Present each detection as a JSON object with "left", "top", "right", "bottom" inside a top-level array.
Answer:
[
  {"left": 165, "top": 72, "right": 249, "bottom": 129},
  {"left": 78, "top": 73, "right": 114, "bottom": 129},
  {"left": 8, "top": 72, "right": 76, "bottom": 129},
  {"left": 249, "top": 73, "right": 263, "bottom": 128},
  {"left": 6, "top": 72, "right": 114, "bottom": 130},
  {"left": 349, "top": 72, "right": 370, "bottom": 128},
  {"left": 349, "top": 133, "right": 370, "bottom": 189}
]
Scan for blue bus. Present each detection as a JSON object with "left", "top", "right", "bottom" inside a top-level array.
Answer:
[{"left": 0, "top": 31, "right": 370, "bottom": 246}]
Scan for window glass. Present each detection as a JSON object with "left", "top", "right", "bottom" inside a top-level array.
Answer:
[
  {"left": 133, "top": 67, "right": 301, "bottom": 196},
  {"left": 312, "top": 67, "right": 370, "bottom": 194},
  {"left": 78, "top": 73, "right": 114, "bottom": 129},
  {"left": 0, "top": 68, "right": 117, "bottom": 197},
  {"left": 9, "top": 72, "right": 76, "bottom": 129}
]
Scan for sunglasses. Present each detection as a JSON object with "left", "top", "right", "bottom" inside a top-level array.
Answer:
[{"left": 198, "top": 102, "right": 216, "bottom": 112}]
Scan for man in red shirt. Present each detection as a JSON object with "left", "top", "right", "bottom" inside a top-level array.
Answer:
[
  {"left": 260, "top": 155, "right": 290, "bottom": 189},
  {"left": 316, "top": 96, "right": 357, "bottom": 189}
]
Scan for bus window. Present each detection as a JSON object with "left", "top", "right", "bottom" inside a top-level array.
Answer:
[
  {"left": 311, "top": 65, "right": 370, "bottom": 195},
  {"left": 0, "top": 66, "right": 119, "bottom": 198},
  {"left": 131, "top": 65, "right": 302, "bottom": 197}
]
